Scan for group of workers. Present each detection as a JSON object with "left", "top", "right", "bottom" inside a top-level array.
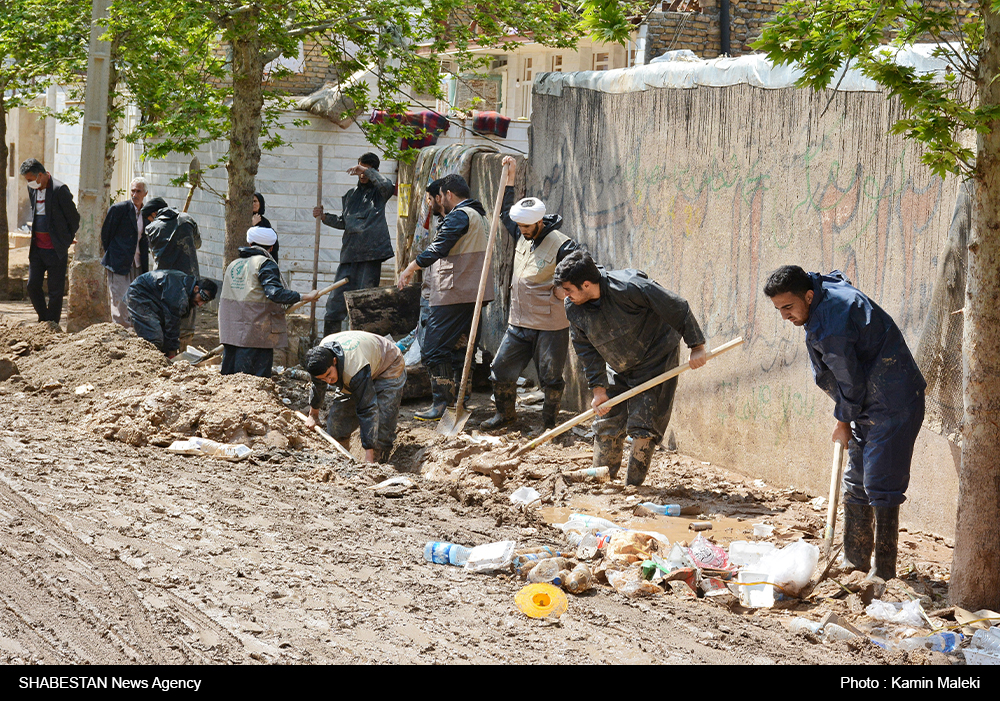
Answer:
[{"left": 18, "top": 150, "right": 924, "bottom": 580}]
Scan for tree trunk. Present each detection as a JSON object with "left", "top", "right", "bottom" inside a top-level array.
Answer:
[
  {"left": 0, "top": 93, "right": 10, "bottom": 294},
  {"left": 951, "top": 7, "right": 1000, "bottom": 611},
  {"left": 224, "top": 15, "right": 264, "bottom": 268}
]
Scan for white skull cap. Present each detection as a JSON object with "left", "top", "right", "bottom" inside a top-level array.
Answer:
[
  {"left": 246, "top": 226, "right": 278, "bottom": 246},
  {"left": 510, "top": 197, "right": 546, "bottom": 225}
]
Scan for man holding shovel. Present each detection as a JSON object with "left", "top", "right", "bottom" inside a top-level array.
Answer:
[
  {"left": 397, "top": 174, "right": 492, "bottom": 421},
  {"left": 303, "top": 330, "right": 406, "bottom": 463},
  {"left": 764, "top": 265, "right": 925, "bottom": 580},
  {"left": 555, "top": 250, "right": 707, "bottom": 486},
  {"left": 481, "top": 156, "right": 579, "bottom": 431}
]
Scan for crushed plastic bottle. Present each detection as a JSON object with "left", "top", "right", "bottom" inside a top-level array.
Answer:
[
  {"left": 637, "top": 502, "right": 681, "bottom": 516},
  {"left": 898, "top": 632, "right": 963, "bottom": 653},
  {"left": 423, "top": 542, "right": 471, "bottom": 566}
]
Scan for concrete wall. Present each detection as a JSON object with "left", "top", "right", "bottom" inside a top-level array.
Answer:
[
  {"left": 530, "top": 82, "right": 961, "bottom": 538},
  {"left": 140, "top": 110, "right": 529, "bottom": 293}
]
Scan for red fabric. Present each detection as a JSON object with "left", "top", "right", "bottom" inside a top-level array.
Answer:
[{"left": 472, "top": 111, "right": 511, "bottom": 139}]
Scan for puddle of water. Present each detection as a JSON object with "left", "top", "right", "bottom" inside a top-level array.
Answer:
[{"left": 541, "top": 497, "right": 754, "bottom": 546}]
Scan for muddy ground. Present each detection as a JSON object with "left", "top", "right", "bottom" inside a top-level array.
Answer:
[{"left": 0, "top": 313, "right": 964, "bottom": 666}]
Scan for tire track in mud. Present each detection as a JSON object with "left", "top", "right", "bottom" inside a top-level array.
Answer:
[{"left": 0, "top": 477, "right": 244, "bottom": 664}]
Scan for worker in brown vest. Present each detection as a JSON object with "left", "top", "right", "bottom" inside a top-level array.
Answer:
[
  {"left": 481, "top": 156, "right": 579, "bottom": 431},
  {"left": 397, "top": 174, "right": 492, "bottom": 420}
]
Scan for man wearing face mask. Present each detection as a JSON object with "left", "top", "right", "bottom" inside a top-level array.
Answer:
[
  {"left": 480, "top": 156, "right": 579, "bottom": 431},
  {"left": 19, "top": 159, "right": 80, "bottom": 325}
]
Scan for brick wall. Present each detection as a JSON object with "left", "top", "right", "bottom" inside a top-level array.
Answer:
[{"left": 645, "top": 0, "right": 977, "bottom": 63}]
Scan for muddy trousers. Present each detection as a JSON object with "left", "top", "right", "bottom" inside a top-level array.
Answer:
[
  {"left": 323, "top": 260, "right": 383, "bottom": 337},
  {"left": 326, "top": 370, "right": 407, "bottom": 459},
  {"left": 592, "top": 347, "right": 679, "bottom": 486},
  {"left": 27, "top": 247, "right": 67, "bottom": 323},
  {"left": 221, "top": 346, "right": 274, "bottom": 378}
]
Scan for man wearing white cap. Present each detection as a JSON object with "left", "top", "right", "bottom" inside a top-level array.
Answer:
[
  {"left": 481, "top": 155, "right": 579, "bottom": 431},
  {"left": 219, "top": 226, "right": 319, "bottom": 377}
]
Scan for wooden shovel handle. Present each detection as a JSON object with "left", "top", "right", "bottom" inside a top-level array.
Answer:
[
  {"left": 512, "top": 336, "right": 745, "bottom": 457},
  {"left": 295, "top": 411, "right": 356, "bottom": 461},
  {"left": 286, "top": 277, "right": 349, "bottom": 314}
]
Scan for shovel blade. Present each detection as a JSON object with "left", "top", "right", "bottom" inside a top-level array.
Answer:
[{"left": 437, "top": 404, "right": 472, "bottom": 437}]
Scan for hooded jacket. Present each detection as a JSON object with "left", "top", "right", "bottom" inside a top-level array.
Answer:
[
  {"left": 146, "top": 208, "right": 201, "bottom": 277},
  {"left": 321, "top": 167, "right": 395, "bottom": 264},
  {"left": 566, "top": 267, "right": 706, "bottom": 388},
  {"left": 125, "top": 270, "right": 197, "bottom": 353},
  {"left": 804, "top": 270, "right": 926, "bottom": 424}
]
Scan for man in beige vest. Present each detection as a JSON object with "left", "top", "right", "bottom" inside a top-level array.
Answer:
[
  {"left": 219, "top": 227, "right": 319, "bottom": 377},
  {"left": 482, "top": 156, "right": 579, "bottom": 431},
  {"left": 397, "top": 174, "right": 493, "bottom": 420},
  {"left": 303, "top": 330, "right": 407, "bottom": 463}
]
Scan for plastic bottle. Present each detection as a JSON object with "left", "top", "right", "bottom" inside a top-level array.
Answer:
[
  {"left": 565, "top": 563, "right": 593, "bottom": 594},
  {"left": 638, "top": 502, "right": 681, "bottom": 516},
  {"left": 527, "top": 558, "right": 564, "bottom": 585},
  {"left": 423, "top": 541, "right": 471, "bottom": 566},
  {"left": 898, "top": 632, "right": 963, "bottom": 653},
  {"left": 569, "top": 513, "right": 621, "bottom": 531},
  {"left": 971, "top": 627, "right": 1000, "bottom": 654}
]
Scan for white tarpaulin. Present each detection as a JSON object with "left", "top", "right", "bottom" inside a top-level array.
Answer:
[{"left": 534, "top": 44, "right": 956, "bottom": 96}]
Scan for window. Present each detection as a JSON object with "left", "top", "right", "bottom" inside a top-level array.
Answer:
[
  {"left": 593, "top": 53, "right": 609, "bottom": 71},
  {"left": 551, "top": 55, "right": 563, "bottom": 72}
]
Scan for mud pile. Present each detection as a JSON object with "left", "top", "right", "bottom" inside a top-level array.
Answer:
[
  {"left": 86, "top": 361, "right": 318, "bottom": 449},
  {"left": 19, "top": 323, "right": 168, "bottom": 392},
  {"left": 0, "top": 317, "right": 64, "bottom": 358}
]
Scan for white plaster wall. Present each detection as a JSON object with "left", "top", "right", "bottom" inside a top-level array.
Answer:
[{"left": 139, "top": 110, "right": 530, "bottom": 292}]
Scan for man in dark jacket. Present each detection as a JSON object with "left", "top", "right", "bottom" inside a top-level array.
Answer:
[
  {"left": 143, "top": 199, "right": 202, "bottom": 347},
  {"left": 313, "top": 152, "right": 395, "bottom": 336},
  {"left": 125, "top": 270, "right": 216, "bottom": 357},
  {"left": 218, "top": 227, "right": 319, "bottom": 377},
  {"left": 482, "top": 156, "right": 579, "bottom": 431},
  {"left": 555, "top": 250, "right": 707, "bottom": 486},
  {"left": 303, "top": 330, "right": 407, "bottom": 463},
  {"left": 397, "top": 174, "right": 492, "bottom": 420},
  {"left": 764, "top": 265, "right": 926, "bottom": 579},
  {"left": 144, "top": 202, "right": 201, "bottom": 277},
  {"left": 20, "top": 159, "right": 80, "bottom": 324},
  {"left": 101, "top": 177, "right": 150, "bottom": 328}
]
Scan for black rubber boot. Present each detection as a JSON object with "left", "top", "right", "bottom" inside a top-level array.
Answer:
[
  {"left": 593, "top": 433, "right": 626, "bottom": 479},
  {"left": 625, "top": 436, "right": 656, "bottom": 486},
  {"left": 415, "top": 363, "right": 454, "bottom": 421},
  {"left": 481, "top": 381, "right": 517, "bottom": 431},
  {"left": 873, "top": 505, "right": 900, "bottom": 580},
  {"left": 542, "top": 388, "right": 563, "bottom": 429},
  {"left": 842, "top": 502, "right": 875, "bottom": 572}
]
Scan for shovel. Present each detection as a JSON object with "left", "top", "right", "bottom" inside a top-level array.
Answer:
[
  {"left": 182, "top": 157, "right": 201, "bottom": 213},
  {"left": 438, "top": 160, "right": 513, "bottom": 437},
  {"left": 188, "top": 277, "right": 349, "bottom": 365},
  {"left": 467, "top": 337, "right": 744, "bottom": 481},
  {"left": 823, "top": 439, "right": 847, "bottom": 555}
]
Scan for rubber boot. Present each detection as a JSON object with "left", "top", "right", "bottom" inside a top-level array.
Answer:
[
  {"left": 593, "top": 433, "right": 626, "bottom": 479},
  {"left": 841, "top": 502, "right": 875, "bottom": 572},
  {"left": 481, "top": 381, "right": 517, "bottom": 431},
  {"left": 873, "top": 505, "right": 900, "bottom": 580},
  {"left": 415, "top": 364, "right": 454, "bottom": 421},
  {"left": 625, "top": 436, "right": 656, "bottom": 486},
  {"left": 542, "top": 388, "right": 563, "bottom": 429}
]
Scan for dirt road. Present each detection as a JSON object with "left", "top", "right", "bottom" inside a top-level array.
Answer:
[{"left": 0, "top": 316, "right": 955, "bottom": 665}]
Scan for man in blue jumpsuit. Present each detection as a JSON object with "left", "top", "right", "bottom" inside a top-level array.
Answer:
[{"left": 764, "top": 265, "right": 925, "bottom": 579}]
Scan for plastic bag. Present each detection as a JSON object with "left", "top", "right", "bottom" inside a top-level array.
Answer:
[
  {"left": 865, "top": 599, "right": 927, "bottom": 628},
  {"left": 755, "top": 539, "right": 819, "bottom": 596}
]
